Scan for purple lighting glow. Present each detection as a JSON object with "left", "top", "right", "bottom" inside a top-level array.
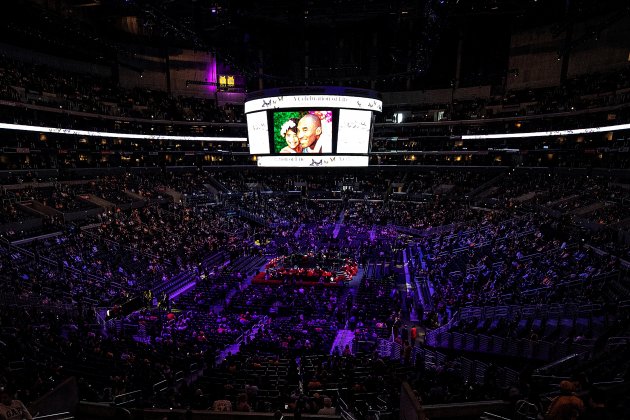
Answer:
[{"left": 206, "top": 57, "right": 217, "bottom": 93}]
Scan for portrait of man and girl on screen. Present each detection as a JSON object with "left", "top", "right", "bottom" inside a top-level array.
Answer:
[{"left": 274, "top": 110, "right": 333, "bottom": 154}]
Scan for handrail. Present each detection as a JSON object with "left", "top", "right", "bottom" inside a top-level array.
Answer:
[
  {"left": 9, "top": 241, "right": 106, "bottom": 285},
  {"left": 480, "top": 412, "right": 511, "bottom": 420},
  {"left": 606, "top": 336, "right": 630, "bottom": 347},
  {"left": 113, "top": 389, "right": 143, "bottom": 406},
  {"left": 533, "top": 353, "right": 583, "bottom": 375},
  {"left": 425, "top": 310, "right": 459, "bottom": 345},
  {"left": 33, "top": 412, "right": 72, "bottom": 420},
  {"left": 152, "top": 379, "right": 168, "bottom": 393},
  {"left": 80, "top": 227, "right": 166, "bottom": 265},
  {"left": 521, "top": 270, "right": 618, "bottom": 297}
]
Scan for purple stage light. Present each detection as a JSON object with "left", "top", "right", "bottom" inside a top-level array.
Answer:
[{"left": 206, "top": 57, "right": 217, "bottom": 93}]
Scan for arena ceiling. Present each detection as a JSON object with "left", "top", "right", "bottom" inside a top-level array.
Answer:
[{"left": 5, "top": 0, "right": 629, "bottom": 87}]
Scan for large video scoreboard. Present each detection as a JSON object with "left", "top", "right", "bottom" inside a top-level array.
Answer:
[{"left": 245, "top": 87, "right": 382, "bottom": 167}]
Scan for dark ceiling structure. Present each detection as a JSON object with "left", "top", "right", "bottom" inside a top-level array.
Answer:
[{"left": 4, "top": 0, "right": 629, "bottom": 90}]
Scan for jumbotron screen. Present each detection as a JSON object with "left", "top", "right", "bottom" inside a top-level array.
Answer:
[{"left": 244, "top": 87, "right": 382, "bottom": 167}]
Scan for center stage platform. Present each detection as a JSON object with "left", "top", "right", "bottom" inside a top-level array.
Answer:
[{"left": 252, "top": 252, "right": 359, "bottom": 287}]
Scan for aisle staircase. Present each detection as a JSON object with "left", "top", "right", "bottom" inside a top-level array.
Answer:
[
  {"left": 294, "top": 223, "right": 305, "bottom": 238},
  {"left": 332, "top": 209, "right": 345, "bottom": 239},
  {"left": 330, "top": 329, "right": 355, "bottom": 355},
  {"left": 215, "top": 316, "right": 269, "bottom": 364}
]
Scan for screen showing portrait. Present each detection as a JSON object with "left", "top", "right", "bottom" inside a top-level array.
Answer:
[
  {"left": 244, "top": 89, "right": 382, "bottom": 166},
  {"left": 337, "top": 109, "right": 373, "bottom": 154},
  {"left": 272, "top": 110, "right": 333, "bottom": 154},
  {"left": 246, "top": 111, "right": 270, "bottom": 154}
]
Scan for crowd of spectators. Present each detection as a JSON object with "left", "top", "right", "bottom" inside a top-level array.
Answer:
[
  {"left": 0, "top": 202, "right": 33, "bottom": 224},
  {"left": 0, "top": 169, "right": 629, "bottom": 418},
  {"left": 0, "top": 55, "right": 243, "bottom": 123},
  {"left": 380, "top": 67, "right": 630, "bottom": 125},
  {"left": 2, "top": 1, "right": 630, "bottom": 415}
]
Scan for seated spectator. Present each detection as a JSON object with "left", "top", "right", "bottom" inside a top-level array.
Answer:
[
  {"left": 342, "top": 344, "right": 352, "bottom": 356},
  {"left": 212, "top": 399, "right": 232, "bottom": 412},
  {"left": 544, "top": 381, "right": 584, "bottom": 420},
  {"left": 0, "top": 388, "right": 32, "bottom": 420},
  {"left": 317, "top": 397, "right": 336, "bottom": 415},
  {"left": 235, "top": 393, "right": 251, "bottom": 412}
]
